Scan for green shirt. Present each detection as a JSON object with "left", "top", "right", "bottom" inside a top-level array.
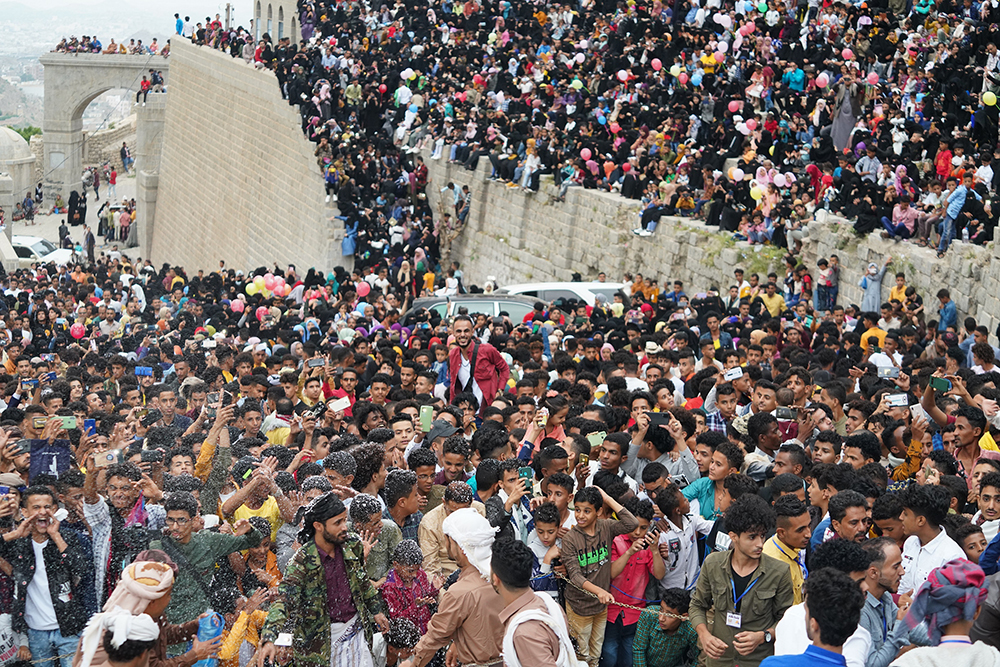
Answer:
[
  {"left": 633, "top": 610, "right": 699, "bottom": 667},
  {"left": 150, "top": 528, "right": 262, "bottom": 624},
  {"left": 689, "top": 551, "right": 794, "bottom": 667}
]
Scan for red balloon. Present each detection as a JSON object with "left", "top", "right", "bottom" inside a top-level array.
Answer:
[
  {"left": 651, "top": 58, "right": 662, "bottom": 71},
  {"left": 256, "top": 306, "right": 269, "bottom": 322},
  {"left": 357, "top": 281, "right": 371, "bottom": 297},
  {"left": 378, "top": 83, "right": 387, "bottom": 93},
  {"left": 610, "top": 122, "right": 621, "bottom": 133},
  {"left": 622, "top": 162, "right": 632, "bottom": 173},
  {"left": 746, "top": 118, "right": 757, "bottom": 130},
  {"left": 728, "top": 100, "right": 740, "bottom": 113},
  {"left": 70, "top": 323, "right": 85, "bottom": 339},
  {"left": 473, "top": 74, "right": 484, "bottom": 85},
  {"left": 581, "top": 148, "right": 592, "bottom": 160},
  {"left": 678, "top": 73, "right": 689, "bottom": 84}
]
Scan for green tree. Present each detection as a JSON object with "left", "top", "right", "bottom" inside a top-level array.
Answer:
[{"left": 12, "top": 126, "right": 41, "bottom": 142}]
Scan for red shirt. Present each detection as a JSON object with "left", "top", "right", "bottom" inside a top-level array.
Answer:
[{"left": 608, "top": 534, "right": 656, "bottom": 625}]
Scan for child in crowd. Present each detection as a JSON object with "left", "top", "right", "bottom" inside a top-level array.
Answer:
[
  {"left": 632, "top": 588, "right": 700, "bottom": 667},
  {"left": 380, "top": 539, "right": 438, "bottom": 633}
]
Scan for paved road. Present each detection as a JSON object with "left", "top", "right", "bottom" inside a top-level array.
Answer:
[{"left": 19, "top": 173, "right": 138, "bottom": 253}]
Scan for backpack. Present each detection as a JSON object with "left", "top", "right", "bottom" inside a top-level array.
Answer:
[{"left": 502, "top": 592, "right": 585, "bottom": 667}]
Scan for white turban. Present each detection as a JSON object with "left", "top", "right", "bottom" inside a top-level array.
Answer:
[
  {"left": 78, "top": 608, "right": 160, "bottom": 667},
  {"left": 442, "top": 507, "right": 498, "bottom": 580}
]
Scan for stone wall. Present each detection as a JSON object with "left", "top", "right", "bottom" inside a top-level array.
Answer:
[
  {"left": 425, "top": 148, "right": 997, "bottom": 329},
  {"left": 83, "top": 116, "right": 136, "bottom": 169},
  {"left": 152, "top": 40, "right": 346, "bottom": 273}
]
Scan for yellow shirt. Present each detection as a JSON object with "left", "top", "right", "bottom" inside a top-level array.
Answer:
[
  {"left": 760, "top": 292, "right": 786, "bottom": 318},
  {"left": 890, "top": 285, "right": 907, "bottom": 304},
  {"left": 860, "top": 326, "right": 887, "bottom": 352},
  {"left": 231, "top": 496, "right": 282, "bottom": 542},
  {"left": 762, "top": 536, "right": 804, "bottom": 604}
]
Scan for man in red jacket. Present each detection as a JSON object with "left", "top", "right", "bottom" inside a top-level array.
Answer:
[{"left": 449, "top": 315, "right": 510, "bottom": 417}]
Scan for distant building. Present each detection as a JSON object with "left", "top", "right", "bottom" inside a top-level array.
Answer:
[{"left": 253, "top": 2, "right": 299, "bottom": 43}]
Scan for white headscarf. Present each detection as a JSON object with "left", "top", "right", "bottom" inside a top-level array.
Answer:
[
  {"left": 78, "top": 608, "right": 159, "bottom": 667},
  {"left": 442, "top": 507, "right": 498, "bottom": 580}
]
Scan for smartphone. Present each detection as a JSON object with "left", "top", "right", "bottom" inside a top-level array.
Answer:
[
  {"left": 83, "top": 419, "right": 96, "bottom": 436},
  {"left": 202, "top": 339, "right": 217, "bottom": 349},
  {"left": 221, "top": 391, "right": 233, "bottom": 407},
  {"left": 141, "top": 409, "right": 162, "bottom": 427},
  {"left": 329, "top": 396, "right": 352, "bottom": 413},
  {"left": 586, "top": 431, "right": 607, "bottom": 449},
  {"left": 137, "top": 408, "right": 149, "bottom": 418},
  {"left": 804, "top": 315, "right": 814, "bottom": 328},
  {"left": 32, "top": 417, "right": 47, "bottom": 430},
  {"left": 929, "top": 376, "right": 953, "bottom": 392},
  {"left": 724, "top": 366, "right": 744, "bottom": 381},
  {"left": 869, "top": 346, "right": 882, "bottom": 355},
  {"left": 22, "top": 379, "right": 38, "bottom": 389},
  {"left": 43, "top": 372, "right": 57, "bottom": 383},
  {"left": 578, "top": 453, "right": 589, "bottom": 467},
  {"left": 877, "top": 367, "right": 900, "bottom": 379},
  {"left": 647, "top": 412, "right": 672, "bottom": 427},
  {"left": 518, "top": 466, "right": 534, "bottom": 483},
  {"left": 886, "top": 393, "right": 909, "bottom": 408},
  {"left": 775, "top": 406, "right": 797, "bottom": 420},
  {"left": 41, "top": 354, "right": 55, "bottom": 362},
  {"left": 419, "top": 405, "right": 434, "bottom": 432},
  {"left": 94, "top": 449, "right": 121, "bottom": 468},
  {"left": 59, "top": 416, "right": 77, "bottom": 430},
  {"left": 307, "top": 357, "right": 326, "bottom": 368},
  {"left": 135, "top": 366, "right": 153, "bottom": 377},
  {"left": 275, "top": 633, "right": 293, "bottom": 648}
]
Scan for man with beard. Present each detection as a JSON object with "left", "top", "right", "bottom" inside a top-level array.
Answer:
[
  {"left": 82, "top": 459, "right": 165, "bottom": 605},
  {"left": 448, "top": 315, "right": 509, "bottom": 418},
  {"left": 258, "top": 492, "right": 390, "bottom": 667}
]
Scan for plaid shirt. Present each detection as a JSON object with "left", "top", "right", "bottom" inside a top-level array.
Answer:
[
  {"left": 704, "top": 409, "right": 729, "bottom": 435},
  {"left": 384, "top": 506, "right": 423, "bottom": 542},
  {"left": 633, "top": 609, "right": 699, "bottom": 667}
]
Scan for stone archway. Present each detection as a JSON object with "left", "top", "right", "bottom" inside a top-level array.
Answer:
[{"left": 39, "top": 52, "right": 169, "bottom": 204}]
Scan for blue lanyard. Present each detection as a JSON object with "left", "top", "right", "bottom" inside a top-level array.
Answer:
[
  {"left": 731, "top": 576, "right": 759, "bottom": 610},
  {"left": 940, "top": 639, "right": 972, "bottom": 645},
  {"left": 881, "top": 612, "right": 887, "bottom": 642},
  {"left": 770, "top": 538, "right": 808, "bottom": 578}
]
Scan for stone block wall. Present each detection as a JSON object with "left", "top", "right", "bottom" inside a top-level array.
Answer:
[
  {"left": 424, "top": 147, "right": 996, "bottom": 329},
  {"left": 152, "top": 39, "right": 346, "bottom": 273},
  {"left": 83, "top": 116, "right": 136, "bottom": 169}
]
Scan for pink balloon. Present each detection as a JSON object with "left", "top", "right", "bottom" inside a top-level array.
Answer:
[
  {"left": 678, "top": 73, "right": 689, "bottom": 84},
  {"left": 774, "top": 174, "right": 787, "bottom": 187},
  {"left": 230, "top": 299, "right": 245, "bottom": 313},
  {"left": 867, "top": 72, "right": 879, "bottom": 85},
  {"left": 816, "top": 73, "right": 829, "bottom": 88},
  {"left": 745, "top": 22, "right": 755, "bottom": 32},
  {"left": 575, "top": 53, "right": 585, "bottom": 64},
  {"left": 256, "top": 306, "right": 269, "bottom": 322},
  {"left": 264, "top": 274, "right": 276, "bottom": 290},
  {"left": 581, "top": 148, "right": 592, "bottom": 160},
  {"left": 622, "top": 162, "right": 631, "bottom": 173},
  {"left": 746, "top": 118, "right": 757, "bottom": 130},
  {"left": 357, "top": 281, "right": 371, "bottom": 297},
  {"left": 70, "top": 323, "right": 85, "bottom": 339},
  {"left": 651, "top": 58, "right": 662, "bottom": 71},
  {"left": 609, "top": 122, "right": 621, "bottom": 134},
  {"left": 728, "top": 100, "right": 740, "bottom": 113},
  {"left": 714, "top": 51, "right": 725, "bottom": 61},
  {"left": 842, "top": 48, "right": 853, "bottom": 60}
]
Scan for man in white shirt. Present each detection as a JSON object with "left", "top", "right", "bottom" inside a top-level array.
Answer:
[
  {"left": 898, "top": 484, "right": 966, "bottom": 595},
  {"left": 773, "top": 539, "right": 873, "bottom": 667},
  {"left": 868, "top": 335, "right": 904, "bottom": 370}
]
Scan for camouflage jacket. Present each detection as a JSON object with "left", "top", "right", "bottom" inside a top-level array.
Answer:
[{"left": 260, "top": 535, "right": 385, "bottom": 666}]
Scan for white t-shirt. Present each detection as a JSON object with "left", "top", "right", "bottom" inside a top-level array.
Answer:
[
  {"left": 774, "top": 602, "right": 871, "bottom": 667},
  {"left": 25, "top": 540, "right": 59, "bottom": 631},
  {"left": 899, "top": 529, "right": 966, "bottom": 595},
  {"left": 657, "top": 513, "right": 714, "bottom": 591},
  {"left": 456, "top": 352, "right": 484, "bottom": 408}
]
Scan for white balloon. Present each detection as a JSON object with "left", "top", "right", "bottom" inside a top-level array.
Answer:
[{"left": 718, "top": 41, "right": 729, "bottom": 53}]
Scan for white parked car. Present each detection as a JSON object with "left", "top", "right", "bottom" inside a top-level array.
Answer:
[
  {"left": 11, "top": 236, "right": 75, "bottom": 269},
  {"left": 496, "top": 281, "right": 630, "bottom": 307}
]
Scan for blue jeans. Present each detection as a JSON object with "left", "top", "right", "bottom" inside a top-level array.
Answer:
[
  {"left": 938, "top": 216, "right": 955, "bottom": 253},
  {"left": 599, "top": 615, "right": 637, "bottom": 667},
  {"left": 881, "top": 217, "right": 912, "bottom": 239},
  {"left": 28, "top": 628, "right": 79, "bottom": 667}
]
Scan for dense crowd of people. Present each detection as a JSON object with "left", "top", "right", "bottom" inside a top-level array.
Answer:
[
  {"left": 0, "top": 213, "right": 996, "bottom": 667},
  {"left": 20, "top": 0, "right": 1000, "bottom": 664}
]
